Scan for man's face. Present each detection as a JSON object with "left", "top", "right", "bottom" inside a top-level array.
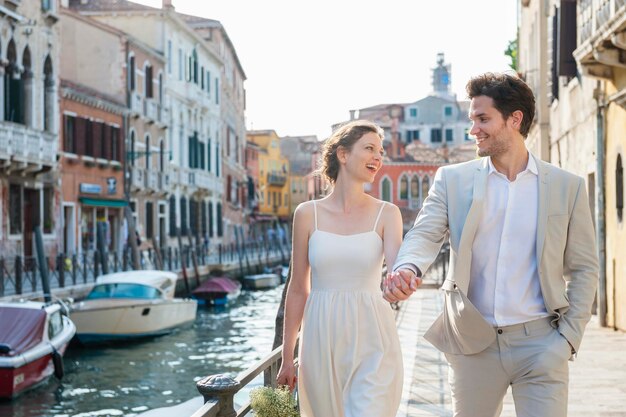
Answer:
[{"left": 468, "top": 95, "right": 513, "bottom": 158}]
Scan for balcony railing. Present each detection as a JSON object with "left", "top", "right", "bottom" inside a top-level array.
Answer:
[
  {"left": 158, "top": 172, "right": 169, "bottom": 190},
  {"left": 0, "top": 122, "right": 57, "bottom": 171},
  {"left": 580, "top": 0, "right": 626, "bottom": 44},
  {"left": 130, "top": 92, "right": 142, "bottom": 116},
  {"left": 144, "top": 98, "right": 159, "bottom": 122},
  {"left": 146, "top": 169, "right": 158, "bottom": 190},
  {"left": 267, "top": 172, "right": 287, "bottom": 186},
  {"left": 130, "top": 166, "right": 144, "bottom": 190}
]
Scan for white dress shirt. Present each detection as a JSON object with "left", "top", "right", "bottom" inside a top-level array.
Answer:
[{"left": 467, "top": 154, "right": 548, "bottom": 326}]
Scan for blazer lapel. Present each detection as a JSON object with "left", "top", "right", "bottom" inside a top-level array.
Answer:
[
  {"left": 455, "top": 159, "right": 488, "bottom": 294},
  {"left": 536, "top": 157, "right": 550, "bottom": 266}
]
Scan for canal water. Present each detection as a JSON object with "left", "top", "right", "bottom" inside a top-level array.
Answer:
[{"left": 1, "top": 285, "right": 284, "bottom": 417}]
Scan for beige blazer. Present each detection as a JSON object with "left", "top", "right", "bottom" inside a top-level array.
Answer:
[{"left": 394, "top": 154, "right": 599, "bottom": 355}]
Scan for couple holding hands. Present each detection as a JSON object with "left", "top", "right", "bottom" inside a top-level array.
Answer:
[{"left": 277, "top": 72, "right": 599, "bottom": 417}]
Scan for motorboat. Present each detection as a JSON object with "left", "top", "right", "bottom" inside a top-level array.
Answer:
[
  {"left": 192, "top": 276, "right": 242, "bottom": 306},
  {"left": 0, "top": 300, "right": 76, "bottom": 399},
  {"left": 243, "top": 273, "right": 281, "bottom": 290},
  {"left": 70, "top": 270, "right": 197, "bottom": 344}
]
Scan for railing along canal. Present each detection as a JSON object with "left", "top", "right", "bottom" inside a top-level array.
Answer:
[
  {"left": 191, "top": 343, "right": 295, "bottom": 417},
  {"left": 0, "top": 239, "right": 291, "bottom": 297}
]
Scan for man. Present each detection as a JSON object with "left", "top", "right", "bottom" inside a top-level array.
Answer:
[{"left": 384, "top": 72, "right": 598, "bottom": 417}]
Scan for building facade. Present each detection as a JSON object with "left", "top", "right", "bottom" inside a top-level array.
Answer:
[
  {"left": 279, "top": 135, "right": 321, "bottom": 215},
  {"left": 518, "top": 0, "right": 626, "bottom": 331},
  {"left": 0, "top": 0, "right": 60, "bottom": 258},
  {"left": 70, "top": 0, "right": 236, "bottom": 250},
  {"left": 247, "top": 130, "right": 290, "bottom": 221},
  {"left": 570, "top": 0, "right": 626, "bottom": 331},
  {"left": 59, "top": 9, "right": 127, "bottom": 256}
]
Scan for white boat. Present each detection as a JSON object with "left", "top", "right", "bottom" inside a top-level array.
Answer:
[
  {"left": 0, "top": 300, "right": 76, "bottom": 399},
  {"left": 243, "top": 273, "right": 281, "bottom": 290},
  {"left": 70, "top": 270, "right": 197, "bottom": 344}
]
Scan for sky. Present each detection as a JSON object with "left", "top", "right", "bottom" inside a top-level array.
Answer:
[{"left": 135, "top": 0, "right": 518, "bottom": 140}]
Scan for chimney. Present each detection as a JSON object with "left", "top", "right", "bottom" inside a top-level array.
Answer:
[
  {"left": 349, "top": 110, "right": 356, "bottom": 120},
  {"left": 163, "top": 0, "right": 175, "bottom": 9}
]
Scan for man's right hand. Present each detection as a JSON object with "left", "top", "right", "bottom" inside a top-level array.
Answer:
[{"left": 383, "top": 269, "right": 421, "bottom": 302}]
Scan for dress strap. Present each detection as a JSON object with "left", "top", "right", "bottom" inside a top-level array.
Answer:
[
  {"left": 312, "top": 200, "right": 318, "bottom": 230},
  {"left": 372, "top": 202, "right": 386, "bottom": 231}
]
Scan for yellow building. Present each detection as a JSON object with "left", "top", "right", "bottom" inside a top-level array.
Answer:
[{"left": 247, "top": 130, "right": 291, "bottom": 220}]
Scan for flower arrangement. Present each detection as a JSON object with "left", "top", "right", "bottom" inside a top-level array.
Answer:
[{"left": 249, "top": 385, "right": 299, "bottom": 417}]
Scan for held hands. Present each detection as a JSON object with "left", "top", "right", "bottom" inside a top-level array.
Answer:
[
  {"left": 276, "top": 359, "right": 297, "bottom": 391},
  {"left": 383, "top": 269, "right": 421, "bottom": 302}
]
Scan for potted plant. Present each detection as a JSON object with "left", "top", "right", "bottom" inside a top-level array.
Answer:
[{"left": 250, "top": 385, "right": 299, "bottom": 417}]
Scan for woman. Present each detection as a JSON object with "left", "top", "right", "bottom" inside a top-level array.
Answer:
[{"left": 276, "top": 120, "right": 404, "bottom": 417}]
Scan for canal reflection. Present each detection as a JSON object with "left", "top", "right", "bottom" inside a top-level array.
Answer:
[{"left": 1, "top": 285, "right": 283, "bottom": 417}]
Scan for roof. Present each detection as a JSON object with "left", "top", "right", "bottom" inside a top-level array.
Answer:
[
  {"left": 69, "top": 0, "right": 159, "bottom": 13},
  {"left": 176, "top": 12, "right": 246, "bottom": 79}
]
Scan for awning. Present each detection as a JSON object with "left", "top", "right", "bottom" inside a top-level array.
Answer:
[{"left": 79, "top": 197, "right": 128, "bottom": 208}]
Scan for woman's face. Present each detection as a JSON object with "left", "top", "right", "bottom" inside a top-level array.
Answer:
[{"left": 340, "top": 132, "right": 384, "bottom": 183}]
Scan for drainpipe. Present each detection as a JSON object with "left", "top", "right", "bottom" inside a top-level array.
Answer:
[{"left": 594, "top": 80, "right": 607, "bottom": 327}]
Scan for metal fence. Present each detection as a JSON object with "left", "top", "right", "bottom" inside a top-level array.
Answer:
[{"left": 0, "top": 239, "right": 292, "bottom": 298}]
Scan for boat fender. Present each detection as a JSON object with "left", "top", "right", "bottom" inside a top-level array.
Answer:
[{"left": 51, "top": 348, "right": 64, "bottom": 379}]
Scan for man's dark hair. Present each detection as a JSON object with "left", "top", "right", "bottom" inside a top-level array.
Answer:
[{"left": 466, "top": 72, "right": 536, "bottom": 138}]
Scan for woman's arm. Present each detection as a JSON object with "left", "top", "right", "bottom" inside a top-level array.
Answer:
[
  {"left": 277, "top": 202, "right": 312, "bottom": 389},
  {"left": 382, "top": 203, "right": 403, "bottom": 271}
]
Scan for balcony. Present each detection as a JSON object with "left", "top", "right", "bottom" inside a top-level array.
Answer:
[
  {"left": 130, "top": 92, "right": 142, "bottom": 117},
  {"left": 146, "top": 169, "right": 158, "bottom": 190},
  {"left": 156, "top": 105, "right": 169, "bottom": 129},
  {"left": 575, "top": 0, "right": 626, "bottom": 79},
  {"left": 130, "top": 166, "right": 145, "bottom": 191},
  {"left": 144, "top": 98, "right": 158, "bottom": 123},
  {"left": 193, "top": 170, "right": 222, "bottom": 196},
  {"left": 0, "top": 122, "right": 57, "bottom": 174},
  {"left": 267, "top": 171, "right": 287, "bottom": 187},
  {"left": 158, "top": 172, "right": 170, "bottom": 191}
]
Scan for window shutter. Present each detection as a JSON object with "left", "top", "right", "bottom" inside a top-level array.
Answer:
[
  {"left": 558, "top": 0, "right": 577, "bottom": 77},
  {"left": 75, "top": 117, "right": 87, "bottom": 155}
]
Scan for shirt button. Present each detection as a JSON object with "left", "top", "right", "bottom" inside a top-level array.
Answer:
[{"left": 497, "top": 329, "right": 503, "bottom": 334}]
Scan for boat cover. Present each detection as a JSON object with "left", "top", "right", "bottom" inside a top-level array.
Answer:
[
  {"left": 193, "top": 277, "right": 240, "bottom": 296},
  {"left": 0, "top": 307, "right": 46, "bottom": 356}
]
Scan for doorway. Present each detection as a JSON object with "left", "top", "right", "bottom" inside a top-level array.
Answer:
[
  {"left": 23, "top": 188, "right": 40, "bottom": 258},
  {"left": 63, "top": 204, "right": 76, "bottom": 255}
]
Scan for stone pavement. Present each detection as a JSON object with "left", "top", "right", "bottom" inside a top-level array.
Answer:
[{"left": 396, "top": 287, "right": 626, "bottom": 417}]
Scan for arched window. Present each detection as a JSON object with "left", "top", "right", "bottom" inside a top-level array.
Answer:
[
  {"left": 43, "top": 55, "right": 54, "bottom": 132},
  {"left": 145, "top": 134, "right": 151, "bottom": 170},
  {"left": 159, "top": 139, "right": 165, "bottom": 171},
  {"left": 208, "top": 201, "right": 214, "bottom": 238},
  {"left": 201, "top": 201, "right": 207, "bottom": 237},
  {"left": 145, "top": 63, "right": 153, "bottom": 98},
  {"left": 617, "top": 154, "right": 623, "bottom": 222},
  {"left": 5, "top": 40, "right": 22, "bottom": 123},
  {"left": 216, "top": 203, "right": 223, "bottom": 237},
  {"left": 399, "top": 175, "right": 409, "bottom": 200},
  {"left": 129, "top": 130, "right": 136, "bottom": 166},
  {"left": 169, "top": 195, "right": 176, "bottom": 237},
  {"left": 180, "top": 196, "right": 188, "bottom": 235},
  {"left": 421, "top": 175, "right": 430, "bottom": 206},
  {"left": 381, "top": 177, "right": 391, "bottom": 202},
  {"left": 411, "top": 175, "right": 419, "bottom": 201},
  {"left": 128, "top": 55, "right": 135, "bottom": 91}
]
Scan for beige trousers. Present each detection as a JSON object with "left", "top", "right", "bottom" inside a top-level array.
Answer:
[{"left": 445, "top": 317, "right": 570, "bottom": 417}]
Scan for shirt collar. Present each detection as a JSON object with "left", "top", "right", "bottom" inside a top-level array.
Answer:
[{"left": 488, "top": 152, "right": 538, "bottom": 177}]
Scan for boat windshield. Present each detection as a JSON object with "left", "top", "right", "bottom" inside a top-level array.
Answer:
[{"left": 86, "top": 283, "right": 161, "bottom": 300}]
